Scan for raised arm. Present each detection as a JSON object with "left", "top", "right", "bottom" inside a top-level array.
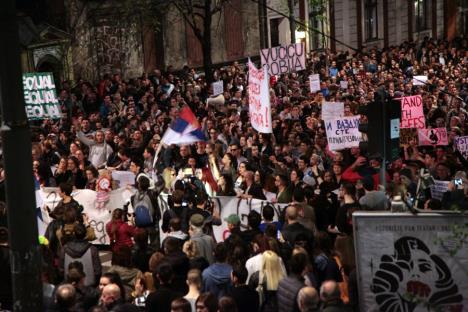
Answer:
[{"left": 76, "top": 130, "right": 96, "bottom": 147}]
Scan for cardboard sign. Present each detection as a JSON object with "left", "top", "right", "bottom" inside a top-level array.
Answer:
[
  {"left": 248, "top": 59, "right": 272, "bottom": 133},
  {"left": 340, "top": 80, "right": 348, "bottom": 89},
  {"left": 418, "top": 128, "right": 448, "bottom": 146},
  {"left": 455, "top": 136, "right": 468, "bottom": 159},
  {"left": 413, "top": 75, "right": 428, "bottom": 86},
  {"left": 212, "top": 80, "right": 224, "bottom": 96},
  {"left": 430, "top": 180, "right": 450, "bottom": 200},
  {"left": 22, "top": 72, "right": 62, "bottom": 120},
  {"left": 111, "top": 170, "right": 136, "bottom": 187},
  {"left": 400, "top": 95, "right": 425, "bottom": 129},
  {"left": 260, "top": 43, "right": 306, "bottom": 76},
  {"left": 309, "top": 74, "right": 321, "bottom": 93},
  {"left": 321, "top": 102, "right": 344, "bottom": 120},
  {"left": 399, "top": 128, "right": 418, "bottom": 146},
  {"left": 324, "top": 116, "right": 362, "bottom": 151},
  {"left": 353, "top": 212, "right": 468, "bottom": 312}
]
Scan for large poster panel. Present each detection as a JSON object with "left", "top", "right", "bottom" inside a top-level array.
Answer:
[
  {"left": 353, "top": 212, "right": 468, "bottom": 312},
  {"left": 22, "top": 72, "right": 61, "bottom": 120},
  {"left": 260, "top": 43, "right": 306, "bottom": 76}
]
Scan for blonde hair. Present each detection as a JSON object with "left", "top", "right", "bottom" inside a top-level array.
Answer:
[
  {"left": 261, "top": 251, "right": 285, "bottom": 291},
  {"left": 183, "top": 240, "right": 199, "bottom": 259}
]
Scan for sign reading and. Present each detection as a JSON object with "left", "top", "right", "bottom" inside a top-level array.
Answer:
[
  {"left": 260, "top": 43, "right": 306, "bottom": 76},
  {"left": 400, "top": 95, "right": 425, "bottom": 129},
  {"left": 22, "top": 72, "right": 61, "bottom": 120}
]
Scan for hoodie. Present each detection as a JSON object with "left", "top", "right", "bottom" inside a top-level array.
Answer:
[
  {"left": 202, "top": 263, "right": 233, "bottom": 299},
  {"left": 59, "top": 239, "right": 102, "bottom": 280}
]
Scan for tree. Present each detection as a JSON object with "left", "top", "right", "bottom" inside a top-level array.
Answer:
[{"left": 169, "top": 0, "right": 231, "bottom": 83}]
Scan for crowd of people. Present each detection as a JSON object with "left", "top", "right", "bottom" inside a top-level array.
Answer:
[{"left": 0, "top": 35, "right": 468, "bottom": 312}]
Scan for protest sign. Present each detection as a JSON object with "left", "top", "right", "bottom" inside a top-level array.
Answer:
[
  {"left": 260, "top": 43, "right": 306, "bottom": 76},
  {"left": 111, "top": 170, "right": 136, "bottom": 187},
  {"left": 455, "top": 136, "right": 468, "bottom": 160},
  {"left": 430, "top": 180, "right": 450, "bottom": 200},
  {"left": 413, "top": 75, "right": 428, "bottom": 86},
  {"left": 324, "top": 116, "right": 362, "bottom": 151},
  {"left": 212, "top": 80, "right": 224, "bottom": 96},
  {"left": 248, "top": 59, "right": 272, "bottom": 133},
  {"left": 22, "top": 72, "right": 61, "bottom": 120},
  {"left": 339, "top": 80, "right": 348, "bottom": 89},
  {"left": 418, "top": 128, "right": 448, "bottom": 146},
  {"left": 400, "top": 95, "right": 425, "bottom": 129},
  {"left": 354, "top": 212, "right": 468, "bottom": 312},
  {"left": 399, "top": 128, "right": 418, "bottom": 146},
  {"left": 321, "top": 102, "right": 344, "bottom": 120},
  {"left": 309, "top": 74, "right": 321, "bottom": 93}
]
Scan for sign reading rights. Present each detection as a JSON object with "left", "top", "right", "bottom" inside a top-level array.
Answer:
[
  {"left": 260, "top": 43, "right": 306, "bottom": 76},
  {"left": 400, "top": 95, "right": 425, "bottom": 129},
  {"left": 22, "top": 72, "right": 61, "bottom": 120},
  {"left": 248, "top": 59, "right": 272, "bottom": 133}
]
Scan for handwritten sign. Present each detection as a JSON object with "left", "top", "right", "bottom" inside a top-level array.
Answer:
[
  {"left": 340, "top": 80, "right": 348, "bottom": 89},
  {"left": 400, "top": 95, "right": 425, "bottom": 129},
  {"left": 430, "top": 180, "right": 450, "bottom": 200},
  {"left": 260, "top": 43, "right": 306, "bottom": 76},
  {"left": 325, "top": 116, "right": 362, "bottom": 151},
  {"left": 455, "top": 136, "right": 468, "bottom": 159},
  {"left": 418, "top": 128, "right": 448, "bottom": 146},
  {"left": 212, "top": 80, "right": 224, "bottom": 96},
  {"left": 248, "top": 59, "right": 272, "bottom": 133},
  {"left": 322, "top": 102, "right": 344, "bottom": 120},
  {"left": 111, "top": 170, "right": 136, "bottom": 187},
  {"left": 309, "top": 74, "right": 321, "bottom": 93}
]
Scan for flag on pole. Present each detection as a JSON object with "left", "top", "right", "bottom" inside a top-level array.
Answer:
[{"left": 161, "top": 105, "right": 206, "bottom": 145}]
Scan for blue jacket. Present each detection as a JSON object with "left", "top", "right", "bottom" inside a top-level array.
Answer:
[{"left": 202, "top": 263, "right": 232, "bottom": 299}]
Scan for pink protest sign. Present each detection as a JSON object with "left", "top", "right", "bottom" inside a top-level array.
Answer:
[
  {"left": 400, "top": 95, "right": 425, "bottom": 129},
  {"left": 418, "top": 128, "right": 448, "bottom": 146}
]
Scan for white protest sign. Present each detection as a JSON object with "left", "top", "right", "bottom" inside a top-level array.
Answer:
[
  {"left": 309, "top": 74, "right": 321, "bottom": 93},
  {"left": 455, "top": 136, "right": 468, "bottom": 160},
  {"left": 354, "top": 212, "right": 468, "bottom": 312},
  {"left": 324, "top": 116, "right": 362, "bottom": 151},
  {"left": 413, "top": 75, "right": 428, "bottom": 86},
  {"left": 340, "top": 80, "right": 348, "bottom": 89},
  {"left": 248, "top": 59, "right": 272, "bottom": 133},
  {"left": 212, "top": 80, "right": 224, "bottom": 96},
  {"left": 111, "top": 170, "right": 136, "bottom": 187},
  {"left": 22, "top": 72, "right": 62, "bottom": 120},
  {"left": 321, "top": 102, "right": 344, "bottom": 120},
  {"left": 430, "top": 180, "right": 450, "bottom": 200},
  {"left": 260, "top": 43, "right": 306, "bottom": 76}
]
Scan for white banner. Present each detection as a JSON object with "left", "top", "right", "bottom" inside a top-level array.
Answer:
[
  {"left": 324, "top": 116, "right": 362, "bottom": 151},
  {"left": 260, "top": 43, "right": 306, "bottom": 76},
  {"left": 212, "top": 80, "right": 224, "bottom": 96},
  {"left": 309, "top": 74, "right": 321, "bottom": 93},
  {"left": 321, "top": 101, "right": 344, "bottom": 120},
  {"left": 248, "top": 59, "right": 272, "bottom": 133},
  {"left": 354, "top": 212, "right": 468, "bottom": 312}
]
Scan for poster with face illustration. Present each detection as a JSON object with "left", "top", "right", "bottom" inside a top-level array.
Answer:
[{"left": 353, "top": 212, "right": 468, "bottom": 312}]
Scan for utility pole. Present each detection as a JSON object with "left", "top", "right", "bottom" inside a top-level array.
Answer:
[
  {"left": 0, "top": 1, "right": 43, "bottom": 311},
  {"left": 288, "top": 0, "right": 296, "bottom": 43}
]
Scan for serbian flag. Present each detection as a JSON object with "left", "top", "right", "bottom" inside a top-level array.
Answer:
[{"left": 161, "top": 106, "right": 206, "bottom": 145}]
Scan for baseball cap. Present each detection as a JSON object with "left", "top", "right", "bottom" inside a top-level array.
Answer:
[
  {"left": 190, "top": 214, "right": 205, "bottom": 227},
  {"left": 224, "top": 214, "right": 240, "bottom": 225}
]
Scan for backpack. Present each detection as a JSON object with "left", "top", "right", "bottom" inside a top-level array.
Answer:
[{"left": 133, "top": 191, "right": 154, "bottom": 227}]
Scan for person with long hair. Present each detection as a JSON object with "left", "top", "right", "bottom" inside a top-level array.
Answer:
[
  {"left": 220, "top": 153, "right": 237, "bottom": 180},
  {"left": 67, "top": 156, "right": 87, "bottom": 189},
  {"left": 54, "top": 157, "right": 71, "bottom": 186},
  {"left": 105, "top": 208, "right": 136, "bottom": 253},
  {"left": 217, "top": 174, "right": 236, "bottom": 196}
]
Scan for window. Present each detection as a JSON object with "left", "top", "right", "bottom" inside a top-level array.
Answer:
[
  {"left": 414, "top": 0, "right": 429, "bottom": 32},
  {"left": 269, "top": 17, "right": 281, "bottom": 47},
  {"left": 365, "top": 0, "right": 378, "bottom": 41}
]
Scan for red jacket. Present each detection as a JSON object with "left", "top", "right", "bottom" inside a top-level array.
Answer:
[
  {"left": 342, "top": 166, "right": 390, "bottom": 190},
  {"left": 106, "top": 220, "right": 136, "bottom": 252}
]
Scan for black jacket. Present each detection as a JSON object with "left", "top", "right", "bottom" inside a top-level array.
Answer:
[
  {"left": 281, "top": 222, "right": 314, "bottom": 248},
  {"left": 228, "top": 285, "right": 259, "bottom": 312},
  {"left": 145, "top": 285, "right": 183, "bottom": 312}
]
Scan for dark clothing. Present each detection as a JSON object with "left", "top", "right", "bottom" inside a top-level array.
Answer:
[
  {"left": 59, "top": 239, "right": 102, "bottom": 285},
  {"left": 277, "top": 274, "right": 304, "bottom": 312},
  {"left": 240, "top": 228, "right": 263, "bottom": 245},
  {"left": 335, "top": 202, "right": 360, "bottom": 236},
  {"left": 68, "top": 169, "right": 87, "bottom": 189},
  {"left": 202, "top": 263, "right": 233, "bottom": 299},
  {"left": 441, "top": 190, "right": 468, "bottom": 211},
  {"left": 247, "top": 184, "right": 267, "bottom": 200},
  {"left": 0, "top": 246, "right": 12, "bottom": 311},
  {"left": 321, "top": 299, "right": 352, "bottom": 312},
  {"left": 228, "top": 285, "right": 259, "bottom": 312},
  {"left": 164, "top": 251, "right": 190, "bottom": 294},
  {"left": 162, "top": 205, "right": 189, "bottom": 233},
  {"left": 145, "top": 285, "right": 183, "bottom": 312},
  {"left": 314, "top": 254, "right": 342, "bottom": 288},
  {"left": 281, "top": 222, "right": 314, "bottom": 248},
  {"left": 131, "top": 245, "right": 153, "bottom": 273}
]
